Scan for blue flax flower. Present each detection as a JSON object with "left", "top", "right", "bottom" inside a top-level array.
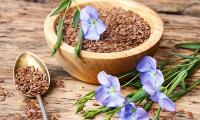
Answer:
[
  {"left": 150, "top": 91, "right": 176, "bottom": 112},
  {"left": 136, "top": 56, "right": 176, "bottom": 112},
  {"left": 80, "top": 6, "right": 107, "bottom": 40},
  {"left": 95, "top": 71, "right": 125, "bottom": 108},
  {"left": 136, "top": 56, "right": 164, "bottom": 95},
  {"left": 118, "top": 102, "right": 149, "bottom": 120}
]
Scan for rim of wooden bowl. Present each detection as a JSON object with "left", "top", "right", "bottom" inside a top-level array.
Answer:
[{"left": 44, "top": 0, "right": 163, "bottom": 59}]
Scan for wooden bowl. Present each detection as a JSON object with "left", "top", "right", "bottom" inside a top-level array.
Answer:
[{"left": 44, "top": 0, "right": 163, "bottom": 84}]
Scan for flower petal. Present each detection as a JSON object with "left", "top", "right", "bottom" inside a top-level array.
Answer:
[
  {"left": 107, "top": 75, "right": 121, "bottom": 92},
  {"left": 80, "top": 6, "right": 98, "bottom": 21},
  {"left": 155, "top": 69, "right": 164, "bottom": 88},
  {"left": 81, "top": 20, "right": 91, "bottom": 35},
  {"left": 150, "top": 91, "right": 160, "bottom": 102},
  {"left": 118, "top": 103, "right": 135, "bottom": 119},
  {"left": 119, "top": 115, "right": 137, "bottom": 120},
  {"left": 139, "top": 72, "right": 154, "bottom": 86},
  {"left": 136, "top": 56, "right": 157, "bottom": 73},
  {"left": 84, "top": 25, "right": 100, "bottom": 40},
  {"left": 139, "top": 70, "right": 164, "bottom": 90},
  {"left": 97, "top": 71, "right": 111, "bottom": 87},
  {"left": 80, "top": 8, "right": 91, "bottom": 21},
  {"left": 158, "top": 93, "right": 176, "bottom": 112},
  {"left": 95, "top": 19, "right": 107, "bottom": 34},
  {"left": 95, "top": 86, "right": 109, "bottom": 103},
  {"left": 102, "top": 93, "right": 125, "bottom": 107},
  {"left": 142, "top": 82, "right": 157, "bottom": 96},
  {"left": 136, "top": 108, "right": 149, "bottom": 120}
]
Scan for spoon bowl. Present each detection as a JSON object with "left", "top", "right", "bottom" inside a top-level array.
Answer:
[
  {"left": 13, "top": 51, "right": 50, "bottom": 120},
  {"left": 13, "top": 51, "right": 50, "bottom": 97}
]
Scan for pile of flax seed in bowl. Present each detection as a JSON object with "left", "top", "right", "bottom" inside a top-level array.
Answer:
[
  {"left": 63, "top": 7, "right": 151, "bottom": 53},
  {"left": 15, "top": 66, "right": 49, "bottom": 96}
]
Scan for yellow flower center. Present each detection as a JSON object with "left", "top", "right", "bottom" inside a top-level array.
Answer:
[
  {"left": 111, "top": 87, "right": 116, "bottom": 93},
  {"left": 91, "top": 19, "right": 96, "bottom": 25},
  {"left": 150, "top": 72, "right": 157, "bottom": 78}
]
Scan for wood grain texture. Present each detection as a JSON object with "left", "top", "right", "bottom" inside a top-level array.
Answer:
[
  {"left": 44, "top": 0, "right": 163, "bottom": 84},
  {"left": 0, "top": 0, "right": 200, "bottom": 120}
]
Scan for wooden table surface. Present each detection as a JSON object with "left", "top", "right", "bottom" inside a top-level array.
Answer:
[{"left": 0, "top": 0, "right": 200, "bottom": 119}]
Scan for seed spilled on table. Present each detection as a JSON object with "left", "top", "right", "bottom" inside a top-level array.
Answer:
[
  {"left": 0, "top": 86, "right": 14, "bottom": 101},
  {"left": 15, "top": 66, "right": 49, "bottom": 96}
]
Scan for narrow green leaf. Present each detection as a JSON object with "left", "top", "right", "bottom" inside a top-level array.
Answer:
[
  {"left": 186, "top": 59, "right": 200, "bottom": 75},
  {"left": 172, "top": 79, "right": 200, "bottom": 101},
  {"left": 50, "top": 0, "right": 71, "bottom": 16},
  {"left": 74, "top": 27, "right": 83, "bottom": 57},
  {"left": 74, "top": 90, "right": 95, "bottom": 113},
  {"left": 164, "top": 67, "right": 179, "bottom": 79},
  {"left": 83, "top": 107, "right": 109, "bottom": 119},
  {"left": 187, "top": 79, "right": 200, "bottom": 91},
  {"left": 130, "top": 88, "right": 147, "bottom": 102},
  {"left": 172, "top": 52, "right": 198, "bottom": 59},
  {"left": 143, "top": 101, "right": 153, "bottom": 110},
  {"left": 159, "top": 61, "right": 170, "bottom": 70},
  {"left": 175, "top": 43, "right": 200, "bottom": 50},
  {"left": 73, "top": 8, "right": 80, "bottom": 30},
  {"left": 167, "top": 70, "right": 187, "bottom": 95},
  {"left": 181, "top": 80, "right": 186, "bottom": 89},
  {"left": 163, "top": 69, "right": 180, "bottom": 86},
  {"left": 153, "top": 108, "right": 161, "bottom": 120},
  {"left": 105, "top": 107, "right": 122, "bottom": 120},
  {"left": 122, "top": 73, "right": 139, "bottom": 87},
  {"left": 74, "top": 90, "right": 95, "bottom": 105},
  {"left": 51, "top": 17, "right": 64, "bottom": 55},
  {"left": 118, "top": 70, "right": 138, "bottom": 79},
  {"left": 126, "top": 91, "right": 136, "bottom": 98}
]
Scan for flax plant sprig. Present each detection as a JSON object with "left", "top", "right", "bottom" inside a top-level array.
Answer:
[
  {"left": 50, "top": 1, "right": 107, "bottom": 57},
  {"left": 75, "top": 48, "right": 200, "bottom": 120},
  {"left": 50, "top": 0, "right": 72, "bottom": 56},
  {"left": 50, "top": 0, "right": 83, "bottom": 56}
]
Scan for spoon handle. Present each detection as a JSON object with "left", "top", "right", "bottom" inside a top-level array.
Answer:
[{"left": 36, "top": 95, "right": 48, "bottom": 120}]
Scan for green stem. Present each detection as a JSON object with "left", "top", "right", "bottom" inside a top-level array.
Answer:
[
  {"left": 122, "top": 73, "right": 139, "bottom": 87},
  {"left": 118, "top": 70, "right": 137, "bottom": 79},
  {"left": 153, "top": 108, "right": 161, "bottom": 120}
]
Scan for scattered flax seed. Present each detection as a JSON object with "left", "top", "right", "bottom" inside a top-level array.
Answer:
[
  {"left": 21, "top": 98, "right": 61, "bottom": 120},
  {"left": 15, "top": 66, "right": 49, "bottom": 96},
  {"left": 0, "top": 86, "right": 14, "bottom": 101},
  {"left": 24, "top": 98, "right": 41, "bottom": 119},
  {"left": 176, "top": 110, "right": 194, "bottom": 119},
  {"left": 51, "top": 79, "right": 65, "bottom": 88},
  {"left": 92, "top": 103, "right": 100, "bottom": 106},
  {"left": 0, "top": 79, "right": 4, "bottom": 83},
  {"left": 63, "top": 7, "right": 151, "bottom": 53},
  {"left": 9, "top": 114, "right": 24, "bottom": 120},
  {"left": 75, "top": 93, "right": 81, "bottom": 97},
  {"left": 48, "top": 112, "right": 61, "bottom": 120}
]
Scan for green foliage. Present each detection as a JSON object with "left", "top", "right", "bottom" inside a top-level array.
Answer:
[
  {"left": 105, "top": 107, "right": 122, "bottom": 120},
  {"left": 73, "top": 8, "right": 80, "bottom": 30},
  {"left": 129, "top": 88, "right": 147, "bottom": 102},
  {"left": 167, "top": 70, "right": 187, "bottom": 95},
  {"left": 74, "top": 90, "right": 95, "bottom": 113},
  {"left": 51, "top": 0, "right": 72, "bottom": 55},
  {"left": 83, "top": 107, "right": 109, "bottom": 119},
  {"left": 172, "top": 52, "right": 198, "bottom": 59},
  {"left": 51, "top": 17, "right": 64, "bottom": 55},
  {"left": 73, "top": 43, "right": 200, "bottom": 119},
  {"left": 74, "top": 27, "right": 83, "bottom": 57},
  {"left": 50, "top": 0, "right": 71, "bottom": 16},
  {"left": 175, "top": 43, "right": 200, "bottom": 50},
  {"left": 153, "top": 108, "right": 161, "bottom": 120}
]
